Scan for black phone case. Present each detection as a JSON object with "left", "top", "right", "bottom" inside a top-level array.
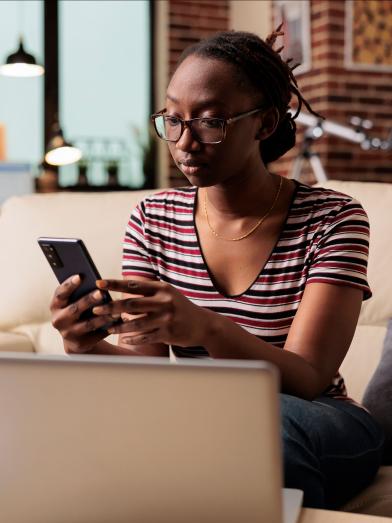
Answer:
[{"left": 38, "top": 237, "right": 116, "bottom": 327}]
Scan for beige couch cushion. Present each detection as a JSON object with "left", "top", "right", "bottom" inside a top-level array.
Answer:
[
  {"left": 12, "top": 322, "right": 65, "bottom": 355},
  {"left": 321, "top": 181, "right": 392, "bottom": 327},
  {"left": 12, "top": 322, "right": 119, "bottom": 355},
  {"left": 0, "top": 190, "right": 154, "bottom": 331},
  {"left": 340, "top": 325, "right": 387, "bottom": 403},
  {"left": 0, "top": 332, "right": 34, "bottom": 352}
]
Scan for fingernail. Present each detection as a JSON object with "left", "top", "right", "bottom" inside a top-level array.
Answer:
[
  {"left": 93, "top": 290, "right": 102, "bottom": 300},
  {"left": 96, "top": 280, "right": 108, "bottom": 289},
  {"left": 72, "top": 275, "right": 80, "bottom": 284},
  {"left": 92, "top": 307, "right": 103, "bottom": 314}
]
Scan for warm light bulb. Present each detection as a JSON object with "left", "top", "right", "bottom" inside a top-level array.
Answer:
[
  {"left": 0, "top": 62, "right": 44, "bottom": 77},
  {"left": 45, "top": 146, "right": 82, "bottom": 166}
]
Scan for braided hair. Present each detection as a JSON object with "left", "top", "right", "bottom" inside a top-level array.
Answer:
[{"left": 177, "top": 27, "right": 322, "bottom": 164}]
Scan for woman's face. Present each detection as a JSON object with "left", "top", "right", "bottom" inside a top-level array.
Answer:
[{"left": 165, "top": 54, "right": 267, "bottom": 188}]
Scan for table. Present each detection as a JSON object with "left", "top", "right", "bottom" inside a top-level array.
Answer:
[{"left": 299, "top": 508, "right": 392, "bottom": 522}]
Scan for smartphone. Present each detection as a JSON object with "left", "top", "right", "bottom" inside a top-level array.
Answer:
[{"left": 38, "top": 237, "right": 121, "bottom": 330}]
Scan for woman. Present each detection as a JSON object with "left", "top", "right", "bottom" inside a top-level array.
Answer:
[{"left": 50, "top": 29, "right": 384, "bottom": 508}]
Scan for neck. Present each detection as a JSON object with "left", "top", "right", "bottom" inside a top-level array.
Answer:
[{"left": 204, "top": 165, "right": 277, "bottom": 218}]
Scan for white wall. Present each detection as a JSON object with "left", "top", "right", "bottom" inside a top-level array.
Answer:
[{"left": 230, "top": 0, "right": 272, "bottom": 39}]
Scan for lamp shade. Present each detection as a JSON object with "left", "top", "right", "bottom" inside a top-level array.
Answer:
[
  {"left": 0, "top": 38, "right": 44, "bottom": 78},
  {"left": 45, "top": 124, "right": 82, "bottom": 166}
]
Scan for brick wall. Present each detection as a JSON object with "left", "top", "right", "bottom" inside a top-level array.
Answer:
[
  {"left": 166, "top": 0, "right": 230, "bottom": 186},
  {"left": 270, "top": 0, "right": 392, "bottom": 183}
]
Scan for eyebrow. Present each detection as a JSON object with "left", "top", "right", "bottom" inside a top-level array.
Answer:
[{"left": 166, "top": 93, "right": 228, "bottom": 111}]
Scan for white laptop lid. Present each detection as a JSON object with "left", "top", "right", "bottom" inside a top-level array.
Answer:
[{"left": 0, "top": 353, "right": 283, "bottom": 523}]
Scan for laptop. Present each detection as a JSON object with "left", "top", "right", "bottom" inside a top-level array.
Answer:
[{"left": 0, "top": 353, "right": 302, "bottom": 523}]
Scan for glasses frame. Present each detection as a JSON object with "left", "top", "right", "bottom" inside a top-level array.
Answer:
[{"left": 150, "top": 107, "right": 265, "bottom": 144}]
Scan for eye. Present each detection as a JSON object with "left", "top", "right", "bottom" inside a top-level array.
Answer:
[
  {"left": 164, "top": 116, "right": 181, "bottom": 127},
  {"left": 199, "top": 118, "right": 222, "bottom": 129}
]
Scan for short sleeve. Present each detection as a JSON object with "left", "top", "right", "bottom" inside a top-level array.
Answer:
[
  {"left": 307, "top": 199, "right": 372, "bottom": 300},
  {"left": 121, "top": 201, "right": 157, "bottom": 280}
]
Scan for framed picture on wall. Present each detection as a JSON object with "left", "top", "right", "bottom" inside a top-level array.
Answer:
[
  {"left": 273, "top": 0, "right": 311, "bottom": 75},
  {"left": 345, "top": 0, "right": 392, "bottom": 71}
]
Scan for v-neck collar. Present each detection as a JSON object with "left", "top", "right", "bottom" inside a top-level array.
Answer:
[{"left": 191, "top": 180, "right": 301, "bottom": 299}]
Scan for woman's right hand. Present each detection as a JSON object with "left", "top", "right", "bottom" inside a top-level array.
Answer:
[{"left": 50, "top": 274, "right": 115, "bottom": 354}]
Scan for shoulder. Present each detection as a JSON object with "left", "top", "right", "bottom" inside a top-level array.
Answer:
[
  {"left": 137, "top": 186, "right": 196, "bottom": 216},
  {"left": 293, "top": 182, "right": 368, "bottom": 225}
]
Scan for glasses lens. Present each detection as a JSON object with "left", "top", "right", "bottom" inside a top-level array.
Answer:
[
  {"left": 154, "top": 115, "right": 182, "bottom": 141},
  {"left": 153, "top": 115, "right": 225, "bottom": 143},
  {"left": 192, "top": 118, "right": 224, "bottom": 143}
]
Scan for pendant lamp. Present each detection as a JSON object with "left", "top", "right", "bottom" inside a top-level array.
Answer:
[
  {"left": 1, "top": 1, "right": 44, "bottom": 78},
  {"left": 0, "top": 37, "right": 44, "bottom": 77},
  {"left": 45, "top": 121, "right": 82, "bottom": 166}
]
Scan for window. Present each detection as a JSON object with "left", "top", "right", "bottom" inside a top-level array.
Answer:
[
  {"left": 59, "top": 0, "right": 150, "bottom": 187},
  {"left": 0, "top": 0, "right": 44, "bottom": 164}
]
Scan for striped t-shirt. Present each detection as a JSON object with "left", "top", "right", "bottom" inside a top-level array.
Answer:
[{"left": 122, "top": 181, "right": 371, "bottom": 401}]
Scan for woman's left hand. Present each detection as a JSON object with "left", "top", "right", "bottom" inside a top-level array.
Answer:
[{"left": 93, "top": 279, "right": 212, "bottom": 348}]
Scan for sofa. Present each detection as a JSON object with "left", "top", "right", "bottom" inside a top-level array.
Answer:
[{"left": 0, "top": 180, "right": 391, "bottom": 516}]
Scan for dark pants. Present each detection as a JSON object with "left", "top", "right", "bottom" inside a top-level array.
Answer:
[{"left": 281, "top": 393, "right": 385, "bottom": 509}]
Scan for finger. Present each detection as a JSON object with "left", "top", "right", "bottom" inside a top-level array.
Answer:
[
  {"left": 65, "top": 330, "right": 108, "bottom": 354},
  {"left": 96, "top": 278, "right": 161, "bottom": 296},
  {"left": 51, "top": 274, "right": 81, "bottom": 310},
  {"left": 120, "top": 328, "right": 161, "bottom": 346},
  {"left": 107, "top": 311, "right": 166, "bottom": 335},
  {"left": 71, "top": 289, "right": 105, "bottom": 317},
  {"left": 65, "top": 314, "right": 115, "bottom": 338},
  {"left": 52, "top": 290, "right": 105, "bottom": 330},
  {"left": 92, "top": 296, "right": 160, "bottom": 316}
]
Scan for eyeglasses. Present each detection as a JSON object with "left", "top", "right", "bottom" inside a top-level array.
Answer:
[{"left": 151, "top": 107, "right": 265, "bottom": 144}]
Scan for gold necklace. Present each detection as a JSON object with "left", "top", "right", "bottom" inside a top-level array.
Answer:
[{"left": 204, "top": 176, "right": 283, "bottom": 242}]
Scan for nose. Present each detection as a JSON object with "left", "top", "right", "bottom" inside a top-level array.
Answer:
[{"left": 175, "top": 124, "right": 201, "bottom": 152}]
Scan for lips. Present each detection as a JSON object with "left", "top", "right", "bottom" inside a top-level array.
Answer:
[{"left": 178, "top": 159, "right": 208, "bottom": 176}]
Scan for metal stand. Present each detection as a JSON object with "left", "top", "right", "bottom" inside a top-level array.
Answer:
[{"left": 290, "top": 126, "right": 328, "bottom": 183}]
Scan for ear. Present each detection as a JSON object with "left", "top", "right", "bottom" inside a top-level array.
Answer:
[{"left": 255, "top": 107, "right": 280, "bottom": 141}]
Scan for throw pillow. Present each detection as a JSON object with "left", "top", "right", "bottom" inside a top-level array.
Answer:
[{"left": 362, "top": 319, "right": 392, "bottom": 465}]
